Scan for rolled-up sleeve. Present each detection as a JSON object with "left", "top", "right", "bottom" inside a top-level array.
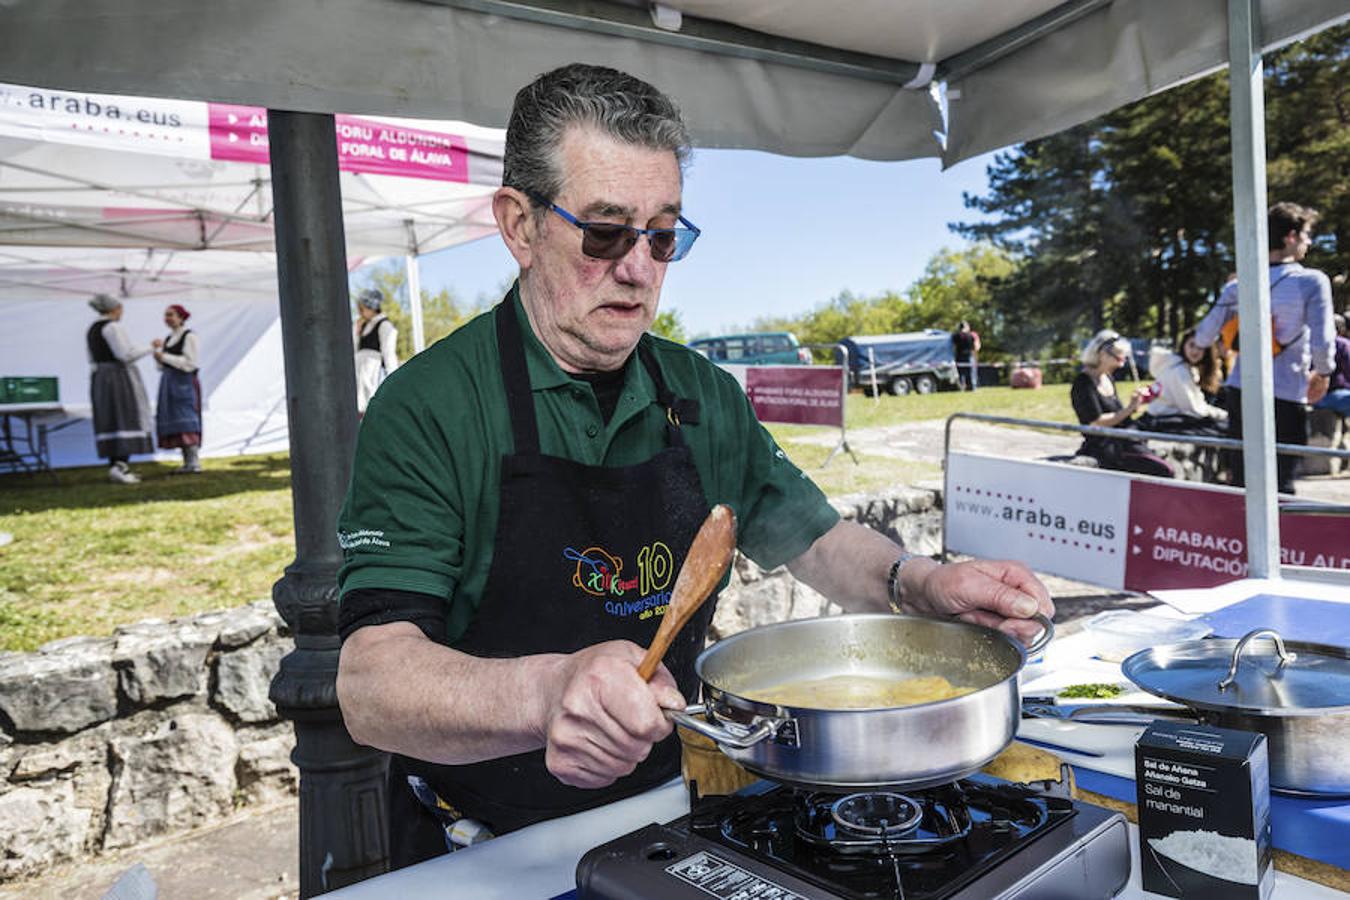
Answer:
[
  {"left": 1307, "top": 271, "right": 1335, "bottom": 376},
  {"left": 1195, "top": 284, "right": 1237, "bottom": 349}
]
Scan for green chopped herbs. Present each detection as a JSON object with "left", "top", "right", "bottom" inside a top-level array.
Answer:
[{"left": 1059, "top": 683, "right": 1126, "bottom": 699}]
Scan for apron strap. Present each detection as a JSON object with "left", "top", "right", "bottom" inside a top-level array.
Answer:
[
  {"left": 638, "top": 338, "right": 699, "bottom": 445},
  {"left": 494, "top": 301, "right": 541, "bottom": 456}
]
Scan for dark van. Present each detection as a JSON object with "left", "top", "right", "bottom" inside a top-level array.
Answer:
[{"left": 688, "top": 332, "right": 812, "bottom": 365}]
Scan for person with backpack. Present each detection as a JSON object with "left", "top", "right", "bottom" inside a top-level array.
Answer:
[{"left": 1195, "top": 201, "right": 1336, "bottom": 494}]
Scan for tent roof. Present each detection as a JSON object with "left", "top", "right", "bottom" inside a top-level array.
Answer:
[
  {"left": 0, "top": 1, "right": 1345, "bottom": 165},
  {"left": 0, "top": 86, "right": 505, "bottom": 258},
  {"left": 0, "top": 246, "right": 296, "bottom": 303}
]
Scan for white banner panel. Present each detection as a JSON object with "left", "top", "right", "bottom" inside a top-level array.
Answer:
[{"left": 945, "top": 452, "right": 1131, "bottom": 588}]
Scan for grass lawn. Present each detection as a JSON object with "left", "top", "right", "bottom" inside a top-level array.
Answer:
[
  {"left": 1, "top": 455, "right": 295, "bottom": 651},
  {"left": 0, "top": 383, "right": 1076, "bottom": 651}
]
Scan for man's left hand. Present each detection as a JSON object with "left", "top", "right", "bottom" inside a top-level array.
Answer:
[{"left": 905, "top": 558, "right": 1053, "bottom": 646}]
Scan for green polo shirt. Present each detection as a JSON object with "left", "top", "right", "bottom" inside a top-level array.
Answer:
[{"left": 337, "top": 286, "right": 839, "bottom": 644}]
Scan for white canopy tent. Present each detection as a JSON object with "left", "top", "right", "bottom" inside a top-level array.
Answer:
[
  {"left": 0, "top": 0, "right": 1342, "bottom": 164},
  {"left": 2, "top": 3, "right": 1345, "bottom": 889},
  {"left": 0, "top": 2, "right": 1343, "bottom": 558},
  {"left": 0, "top": 85, "right": 506, "bottom": 468}
]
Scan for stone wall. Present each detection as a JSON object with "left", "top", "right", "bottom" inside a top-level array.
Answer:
[
  {"left": 0, "top": 486, "right": 941, "bottom": 883},
  {"left": 0, "top": 601, "right": 297, "bottom": 882}
]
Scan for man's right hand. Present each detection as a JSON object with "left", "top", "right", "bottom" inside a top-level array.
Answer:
[{"left": 539, "top": 640, "right": 686, "bottom": 789}]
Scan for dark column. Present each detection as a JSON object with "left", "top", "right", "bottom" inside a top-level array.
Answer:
[{"left": 266, "top": 109, "right": 389, "bottom": 896}]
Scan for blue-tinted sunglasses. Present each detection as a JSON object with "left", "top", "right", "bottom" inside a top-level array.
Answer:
[{"left": 527, "top": 191, "right": 700, "bottom": 262}]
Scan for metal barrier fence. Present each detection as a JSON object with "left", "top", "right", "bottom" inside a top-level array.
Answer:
[
  {"left": 941, "top": 413, "right": 1350, "bottom": 577},
  {"left": 941, "top": 411, "right": 1350, "bottom": 467}
]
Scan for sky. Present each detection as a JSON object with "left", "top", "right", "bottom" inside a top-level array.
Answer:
[{"left": 416, "top": 148, "right": 998, "bottom": 338}]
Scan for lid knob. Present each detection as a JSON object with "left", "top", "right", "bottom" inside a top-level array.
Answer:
[{"left": 1217, "top": 628, "right": 1297, "bottom": 691}]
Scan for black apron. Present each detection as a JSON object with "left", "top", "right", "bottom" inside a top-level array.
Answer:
[{"left": 387, "top": 301, "right": 718, "bottom": 868}]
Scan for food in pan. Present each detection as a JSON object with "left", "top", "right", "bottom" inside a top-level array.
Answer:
[{"left": 747, "top": 674, "right": 974, "bottom": 709}]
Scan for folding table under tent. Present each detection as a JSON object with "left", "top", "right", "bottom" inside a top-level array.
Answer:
[{"left": 0, "top": 84, "right": 506, "bottom": 468}]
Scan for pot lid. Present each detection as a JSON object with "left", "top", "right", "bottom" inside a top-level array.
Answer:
[{"left": 1121, "top": 630, "right": 1350, "bottom": 716}]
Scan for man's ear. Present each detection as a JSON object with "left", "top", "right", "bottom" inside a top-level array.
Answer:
[{"left": 493, "top": 187, "right": 536, "bottom": 270}]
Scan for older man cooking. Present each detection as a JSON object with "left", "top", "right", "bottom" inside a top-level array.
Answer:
[{"left": 335, "top": 63, "right": 1054, "bottom": 868}]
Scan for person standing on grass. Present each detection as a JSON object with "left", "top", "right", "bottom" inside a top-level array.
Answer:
[
  {"left": 151, "top": 304, "right": 203, "bottom": 474},
  {"left": 1195, "top": 201, "right": 1335, "bottom": 495},
  {"left": 952, "top": 320, "right": 980, "bottom": 391},
  {"left": 87, "top": 294, "right": 154, "bottom": 484},
  {"left": 353, "top": 288, "right": 400, "bottom": 416}
]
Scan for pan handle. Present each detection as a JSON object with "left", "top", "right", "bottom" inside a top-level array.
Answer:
[
  {"left": 667, "top": 703, "right": 784, "bottom": 750},
  {"left": 1218, "top": 628, "right": 1297, "bottom": 691},
  {"left": 1024, "top": 612, "right": 1055, "bottom": 657},
  {"left": 1022, "top": 701, "right": 1197, "bottom": 726}
]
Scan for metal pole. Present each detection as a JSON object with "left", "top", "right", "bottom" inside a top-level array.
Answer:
[
  {"left": 404, "top": 220, "right": 426, "bottom": 354},
  {"left": 266, "top": 109, "right": 389, "bottom": 896},
  {"left": 1227, "top": 0, "right": 1281, "bottom": 578},
  {"left": 405, "top": 254, "right": 426, "bottom": 354},
  {"left": 868, "top": 347, "right": 879, "bottom": 405}
]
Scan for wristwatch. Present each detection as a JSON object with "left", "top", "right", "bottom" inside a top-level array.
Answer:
[{"left": 886, "top": 551, "right": 920, "bottom": 614}]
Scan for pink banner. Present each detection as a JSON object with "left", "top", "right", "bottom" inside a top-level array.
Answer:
[
  {"left": 745, "top": 367, "right": 844, "bottom": 427},
  {"left": 207, "top": 104, "right": 470, "bottom": 182},
  {"left": 1123, "top": 480, "right": 1350, "bottom": 590}
]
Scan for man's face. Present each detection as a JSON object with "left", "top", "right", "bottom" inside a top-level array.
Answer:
[{"left": 520, "top": 126, "right": 682, "bottom": 373}]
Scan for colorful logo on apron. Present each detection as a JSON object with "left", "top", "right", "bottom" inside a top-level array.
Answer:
[{"left": 563, "top": 541, "right": 675, "bottom": 619}]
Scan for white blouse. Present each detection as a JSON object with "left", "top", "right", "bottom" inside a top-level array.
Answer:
[
  {"left": 354, "top": 315, "right": 400, "bottom": 373},
  {"left": 92, "top": 318, "right": 150, "bottom": 364},
  {"left": 158, "top": 326, "right": 200, "bottom": 373}
]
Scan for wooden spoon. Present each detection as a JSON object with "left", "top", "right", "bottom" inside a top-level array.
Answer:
[{"left": 636, "top": 504, "right": 737, "bottom": 681}]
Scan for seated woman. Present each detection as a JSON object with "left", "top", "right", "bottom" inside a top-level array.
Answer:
[
  {"left": 1139, "top": 329, "right": 1228, "bottom": 436},
  {"left": 1070, "top": 331, "right": 1175, "bottom": 478}
]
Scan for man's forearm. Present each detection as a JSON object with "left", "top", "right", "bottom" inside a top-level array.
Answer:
[
  {"left": 337, "top": 621, "right": 555, "bottom": 764},
  {"left": 786, "top": 520, "right": 938, "bottom": 615}
]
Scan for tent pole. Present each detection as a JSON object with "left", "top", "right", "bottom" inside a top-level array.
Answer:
[
  {"left": 266, "top": 110, "right": 389, "bottom": 896},
  {"left": 405, "top": 251, "right": 426, "bottom": 353},
  {"left": 1226, "top": 0, "right": 1280, "bottom": 579}
]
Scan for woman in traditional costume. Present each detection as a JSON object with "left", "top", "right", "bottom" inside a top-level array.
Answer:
[
  {"left": 152, "top": 304, "right": 203, "bottom": 474},
  {"left": 353, "top": 288, "right": 399, "bottom": 415},
  {"left": 86, "top": 294, "right": 154, "bottom": 484}
]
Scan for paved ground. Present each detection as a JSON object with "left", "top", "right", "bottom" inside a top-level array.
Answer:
[
  {"left": 798, "top": 418, "right": 1350, "bottom": 502},
  {"left": 1, "top": 804, "right": 298, "bottom": 900}
]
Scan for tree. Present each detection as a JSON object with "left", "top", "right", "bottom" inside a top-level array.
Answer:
[
  {"left": 952, "top": 22, "right": 1349, "bottom": 348},
  {"left": 739, "top": 244, "right": 1015, "bottom": 358},
  {"left": 649, "top": 308, "right": 688, "bottom": 342}
]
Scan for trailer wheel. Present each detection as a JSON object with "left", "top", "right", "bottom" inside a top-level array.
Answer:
[
  {"left": 889, "top": 377, "right": 913, "bottom": 396},
  {"left": 913, "top": 373, "right": 937, "bottom": 394}
]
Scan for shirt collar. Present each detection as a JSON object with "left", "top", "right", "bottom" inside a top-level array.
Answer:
[{"left": 508, "top": 282, "right": 656, "bottom": 406}]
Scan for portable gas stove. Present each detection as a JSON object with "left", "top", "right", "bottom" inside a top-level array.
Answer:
[{"left": 576, "top": 772, "right": 1129, "bottom": 899}]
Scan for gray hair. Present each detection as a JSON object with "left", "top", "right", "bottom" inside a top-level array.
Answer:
[
  {"left": 357, "top": 288, "right": 383, "bottom": 312},
  {"left": 503, "top": 64, "right": 691, "bottom": 209},
  {"left": 88, "top": 293, "right": 121, "bottom": 314}
]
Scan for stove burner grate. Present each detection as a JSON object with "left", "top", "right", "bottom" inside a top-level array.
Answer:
[
  {"left": 692, "top": 775, "right": 1076, "bottom": 899},
  {"left": 830, "top": 791, "right": 923, "bottom": 839}
]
